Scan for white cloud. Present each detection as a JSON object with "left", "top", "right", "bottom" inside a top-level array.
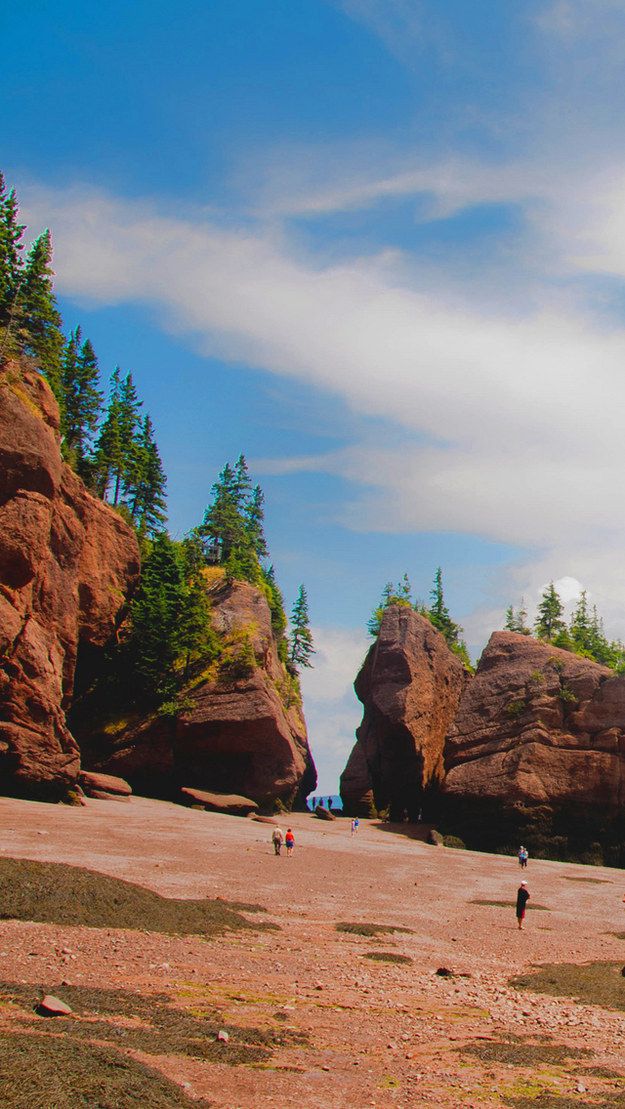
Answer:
[{"left": 20, "top": 181, "right": 625, "bottom": 583}]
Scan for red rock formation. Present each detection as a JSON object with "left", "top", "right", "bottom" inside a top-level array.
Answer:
[
  {"left": 445, "top": 631, "right": 625, "bottom": 815},
  {"left": 339, "top": 741, "right": 374, "bottom": 817},
  {"left": 83, "top": 578, "right": 317, "bottom": 808},
  {"left": 344, "top": 606, "right": 467, "bottom": 821},
  {"left": 0, "top": 360, "right": 140, "bottom": 799}
]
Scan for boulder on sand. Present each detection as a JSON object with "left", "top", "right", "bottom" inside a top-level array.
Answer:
[
  {"left": 314, "top": 804, "right": 336, "bottom": 821},
  {"left": 79, "top": 771, "right": 132, "bottom": 797},
  {"left": 180, "top": 787, "right": 258, "bottom": 816}
]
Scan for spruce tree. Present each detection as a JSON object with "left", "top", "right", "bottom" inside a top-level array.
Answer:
[
  {"left": 534, "top": 582, "right": 565, "bottom": 642},
  {"left": 93, "top": 369, "right": 142, "bottom": 505},
  {"left": 62, "top": 328, "right": 103, "bottom": 472},
  {"left": 505, "top": 599, "right": 531, "bottom": 635},
  {"left": 428, "top": 567, "right": 461, "bottom": 643},
  {"left": 245, "top": 484, "right": 268, "bottom": 559},
  {"left": 124, "top": 533, "right": 186, "bottom": 702},
  {"left": 570, "top": 590, "right": 593, "bottom": 655},
  {"left": 198, "top": 455, "right": 266, "bottom": 577},
  {"left": 92, "top": 367, "right": 123, "bottom": 499},
  {"left": 0, "top": 175, "right": 25, "bottom": 332},
  {"left": 289, "top": 584, "right": 314, "bottom": 670},
  {"left": 125, "top": 414, "right": 167, "bottom": 537},
  {"left": 19, "top": 230, "right": 64, "bottom": 394}
]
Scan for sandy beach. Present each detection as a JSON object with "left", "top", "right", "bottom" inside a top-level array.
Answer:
[{"left": 1, "top": 796, "right": 625, "bottom": 1107}]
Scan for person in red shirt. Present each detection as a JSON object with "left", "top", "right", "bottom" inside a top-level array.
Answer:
[{"left": 285, "top": 828, "right": 295, "bottom": 856}]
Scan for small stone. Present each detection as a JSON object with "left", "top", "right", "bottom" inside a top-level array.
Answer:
[
  {"left": 576, "top": 1082, "right": 586, "bottom": 1093},
  {"left": 37, "top": 994, "right": 72, "bottom": 1017},
  {"left": 216, "top": 1029, "right": 229, "bottom": 1043}
]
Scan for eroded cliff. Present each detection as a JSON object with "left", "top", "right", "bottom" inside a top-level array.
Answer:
[
  {"left": 78, "top": 577, "right": 317, "bottom": 809},
  {"left": 0, "top": 360, "right": 140, "bottom": 798},
  {"left": 342, "top": 606, "right": 467, "bottom": 820}
]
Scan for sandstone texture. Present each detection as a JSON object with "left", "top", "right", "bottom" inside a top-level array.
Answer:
[
  {"left": 0, "top": 361, "right": 140, "bottom": 799},
  {"left": 338, "top": 740, "right": 373, "bottom": 817},
  {"left": 444, "top": 631, "right": 625, "bottom": 855},
  {"left": 180, "top": 787, "right": 258, "bottom": 815},
  {"left": 84, "top": 578, "right": 317, "bottom": 808},
  {"left": 344, "top": 607, "right": 467, "bottom": 821}
]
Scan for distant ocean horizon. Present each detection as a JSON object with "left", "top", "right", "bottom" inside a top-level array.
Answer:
[{"left": 306, "top": 793, "right": 343, "bottom": 810}]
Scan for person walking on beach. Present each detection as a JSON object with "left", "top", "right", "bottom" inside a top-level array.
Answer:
[
  {"left": 285, "top": 828, "right": 295, "bottom": 856},
  {"left": 272, "top": 827, "right": 284, "bottom": 856},
  {"left": 350, "top": 817, "right": 360, "bottom": 835},
  {"left": 518, "top": 846, "right": 528, "bottom": 868},
  {"left": 516, "top": 880, "right": 530, "bottom": 929}
]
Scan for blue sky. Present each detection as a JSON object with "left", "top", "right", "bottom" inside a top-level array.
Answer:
[{"left": 5, "top": 1, "right": 625, "bottom": 790}]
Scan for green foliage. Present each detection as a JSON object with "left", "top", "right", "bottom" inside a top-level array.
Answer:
[
  {"left": 0, "top": 175, "right": 168, "bottom": 532},
  {"left": 367, "top": 567, "right": 473, "bottom": 669},
  {"left": 288, "top": 583, "right": 314, "bottom": 671},
  {"left": 198, "top": 454, "right": 267, "bottom": 573},
  {"left": 506, "top": 584, "right": 625, "bottom": 673},
  {"left": 0, "top": 173, "right": 25, "bottom": 337},
  {"left": 61, "top": 327, "right": 103, "bottom": 474},
  {"left": 218, "top": 630, "right": 257, "bottom": 681},
  {"left": 505, "top": 697, "right": 526, "bottom": 718},
  {"left": 367, "top": 576, "right": 416, "bottom": 636},
  {"left": 18, "top": 230, "right": 64, "bottom": 389},
  {"left": 534, "top": 581, "right": 566, "bottom": 642},
  {"left": 123, "top": 534, "right": 217, "bottom": 705},
  {"left": 505, "top": 600, "right": 531, "bottom": 634}
]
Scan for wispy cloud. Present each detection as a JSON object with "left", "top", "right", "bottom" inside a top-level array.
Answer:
[{"left": 337, "top": 0, "right": 425, "bottom": 67}]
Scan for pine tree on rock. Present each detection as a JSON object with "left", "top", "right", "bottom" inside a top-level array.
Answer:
[
  {"left": 289, "top": 584, "right": 314, "bottom": 671},
  {"left": 505, "top": 599, "right": 531, "bottom": 635},
  {"left": 62, "top": 328, "right": 103, "bottom": 473},
  {"left": 0, "top": 174, "right": 25, "bottom": 331},
  {"left": 125, "top": 414, "right": 167, "bottom": 537},
  {"left": 93, "top": 369, "right": 142, "bottom": 505},
  {"left": 198, "top": 455, "right": 266, "bottom": 576},
  {"left": 534, "top": 582, "right": 565, "bottom": 642},
  {"left": 19, "top": 230, "right": 64, "bottom": 394}
]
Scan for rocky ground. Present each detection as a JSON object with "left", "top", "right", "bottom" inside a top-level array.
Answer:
[{"left": 1, "top": 797, "right": 625, "bottom": 1107}]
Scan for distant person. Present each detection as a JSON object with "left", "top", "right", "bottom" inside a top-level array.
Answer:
[
  {"left": 518, "top": 846, "right": 528, "bottom": 869},
  {"left": 350, "top": 817, "right": 359, "bottom": 835},
  {"left": 272, "top": 827, "right": 284, "bottom": 856},
  {"left": 285, "top": 828, "right": 295, "bottom": 856},
  {"left": 516, "top": 880, "right": 530, "bottom": 929},
  {"left": 326, "top": 797, "right": 332, "bottom": 810}
]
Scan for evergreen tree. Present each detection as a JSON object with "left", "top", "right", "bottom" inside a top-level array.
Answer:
[
  {"left": 428, "top": 567, "right": 461, "bottom": 643},
  {"left": 505, "top": 599, "right": 531, "bottom": 635},
  {"left": 245, "top": 484, "right": 268, "bottom": 559},
  {"left": 92, "top": 367, "right": 123, "bottom": 498},
  {"left": 570, "top": 590, "right": 593, "bottom": 655},
  {"left": 198, "top": 455, "right": 267, "bottom": 579},
  {"left": 0, "top": 175, "right": 25, "bottom": 331},
  {"left": 124, "top": 414, "right": 167, "bottom": 537},
  {"left": 534, "top": 582, "right": 565, "bottom": 642},
  {"left": 125, "top": 533, "right": 186, "bottom": 701},
  {"left": 62, "top": 328, "right": 103, "bottom": 471},
  {"left": 289, "top": 584, "right": 314, "bottom": 670},
  {"left": 92, "top": 369, "right": 141, "bottom": 505},
  {"left": 19, "top": 230, "right": 64, "bottom": 393},
  {"left": 367, "top": 577, "right": 412, "bottom": 636}
]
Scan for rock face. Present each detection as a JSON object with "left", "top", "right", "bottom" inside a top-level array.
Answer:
[
  {"left": 444, "top": 631, "right": 625, "bottom": 857},
  {"left": 0, "top": 361, "right": 140, "bottom": 799},
  {"left": 343, "top": 607, "right": 467, "bottom": 821},
  {"left": 339, "top": 741, "right": 374, "bottom": 818},
  {"left": 82, "top": 578, "right": 317, "bottom": 809}
]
